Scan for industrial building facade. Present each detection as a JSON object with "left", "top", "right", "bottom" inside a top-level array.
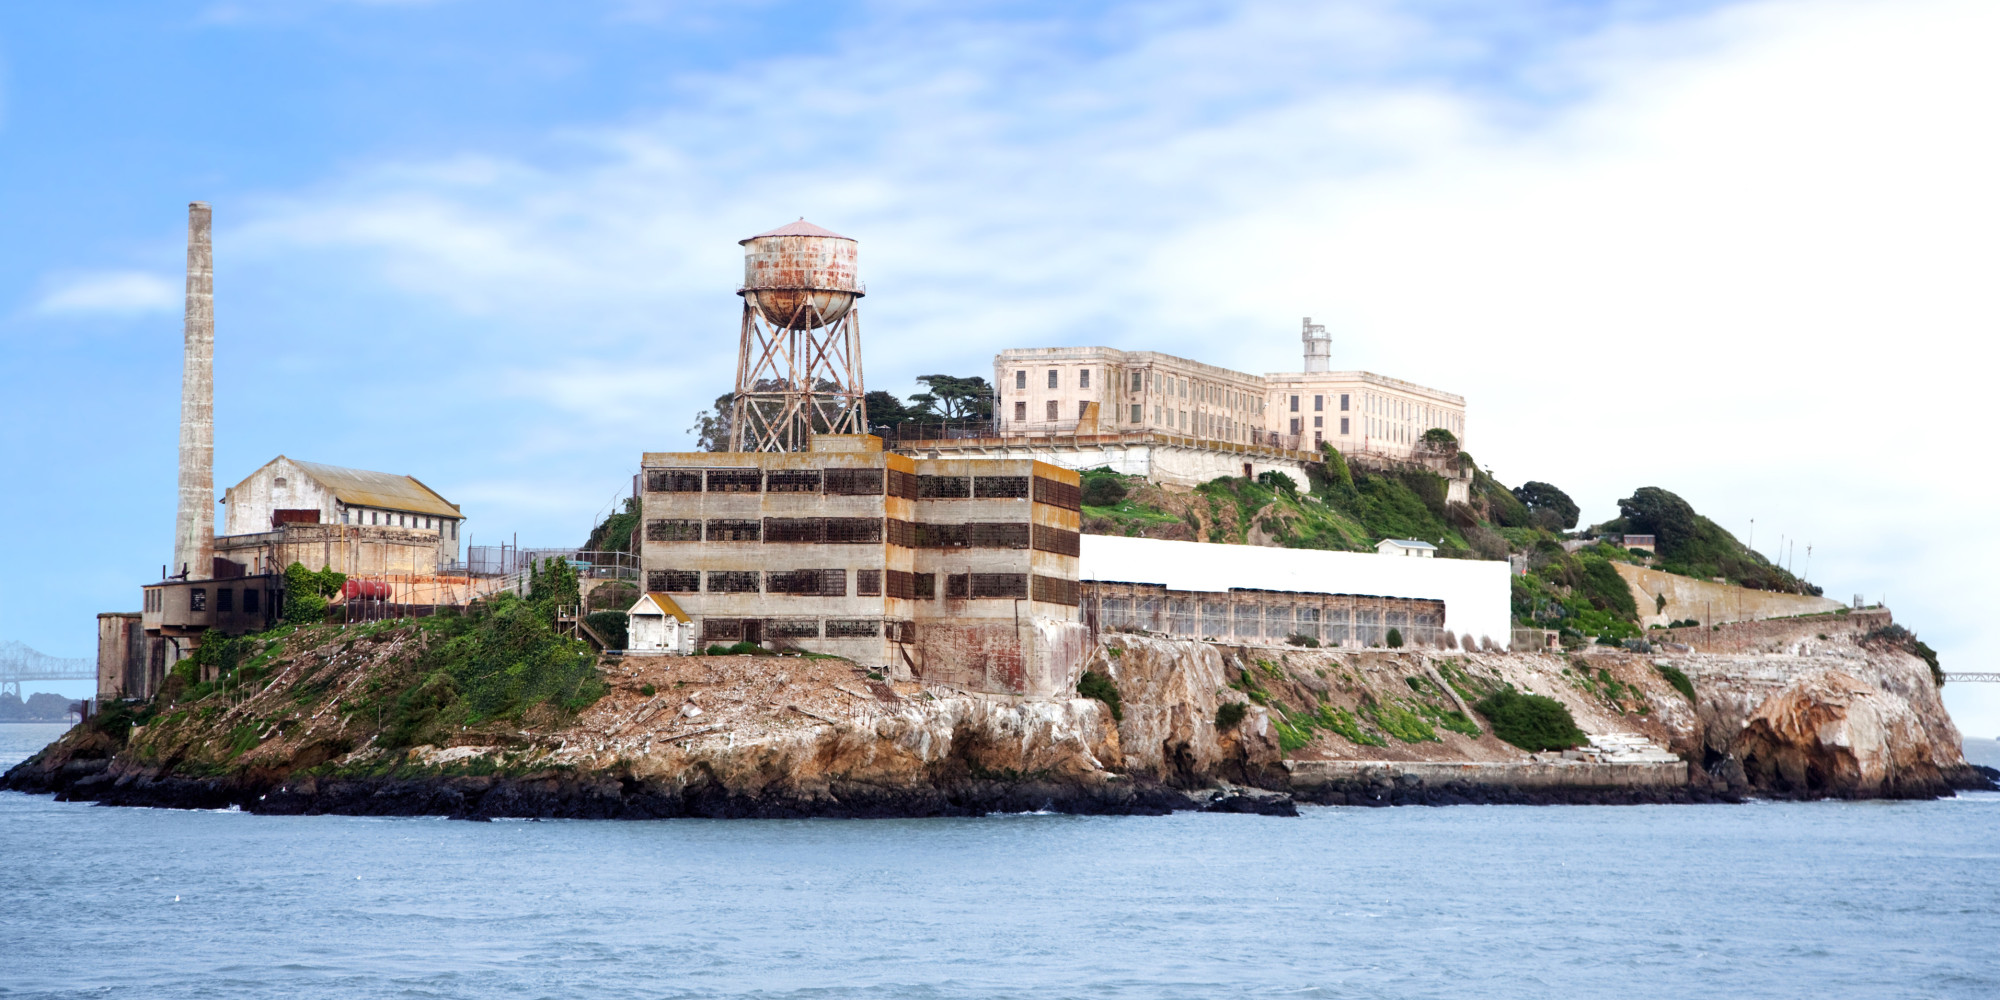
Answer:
[{"left": 638, "top": 435, "right": 1088, "bottom": 696}]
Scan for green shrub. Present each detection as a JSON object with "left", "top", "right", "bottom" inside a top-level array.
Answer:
[
  {"left": 639, "top": 684, "right": 656, "bottom": 697},
  {"left": 584, "top": 611, "right": 628, "bottom": 650},
  {"left": 377, "top": 593, "right": 606, "bottom": 749},
  {"left": 1256, "top": 470, "right": 1298, "bottom": 494},
  {"left": 1386, "top": 627, "right": 1404, "bottom": 648},
  {"left": 282, "top": 562, "right": 346, "bottom": 625},
  {"left": 1214, "top": 701, "right": 1249, "bottom": 731},
  {"left": 1366, "top": 700, "right": 1439, "bottom": 743},
  {"left": 1077, "top": 670, "right": 1123, "bottom": 721},
  {"left": 1475, "top": 689, "right": 1586, "bottom": 751},
  {"left": 1654, "top": 663, "right": 1695, "bottom": 701},
  {"left": 1081, "top": 474, "right": 1129, "bottom": 507},
  {"left": 1314, "top": 703, "right": 1387, "bottom": 747},
  {"left": 1285, "top": 633, "right": 1319, "bottom": 648}
]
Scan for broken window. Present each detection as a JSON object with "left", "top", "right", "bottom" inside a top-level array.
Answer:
[
  {"left": 766, "top": 569, "right": 843, "bottom": 595},
  {"left": 823, "top": 518, "right": 884, "bottom": 544},
  {"left": 706, "top": 519, "right": 761, "bottom": 542},
  {"left": 763, "top": 518, "right": 825, "bottom": 543},
  {"left": 970, "top": 573, "right": 1027, "bottom": 599},
  {"left": 706, "top": 468, "right": 762, "bottom": 493},
  {"left": 648, "top": 570, "right": 700, "bottom": 592},
  {"left": 945, "top": 573, "right": 970, "bottom": 599},
  {"left": 1031, "top": 525, "right": 1080, "bottom": 556},
  {"left": 190, "top": 588, "right": 207, "bottom": 612},
  {"left": 885, "top": 519, "right": 917, "bottom": 548},
  {"left": 826, "top": 619, "right": 880, "bottom": 638},
  {"left": 885, "top": 570, "right": 915, "bottom": 600},
  {"left": 767, "top": 618, "right": 821, "bottom": 638},
  {"left": 914, "top": 523, "right": 967, "bottom": 548},
  {"left": 706, "top": 571, "right": 761, "bottom": 593},
  {"left": 965, "top": 522, "right": 1031, "bottom": 548},
  {"left": 825, "top": 468, "right": 886, "bottom": 496},
  {"left": 1031, "top": 576, "right": 1079, "bottom": 606},
  {"left": 647, "top": 469, "right": 704, "bottom": 492},
  {"left": 973, "top": 476, "right": 1029, "bottom": 498},
  {"left": 886, "top": 470, "right": 919, "bottom": 499},
  {"left": 1032, "top": 477, "right": 1081, "bottom": 511},
  {"left": 701, "top": 618, "right": 744, "bottom": 642},
  {"left": 913, "top": 573, "right": 936, "bottom": 599},
  {"left": 1234, "top": 604, "right": 1261, "bottom": 639},
  {"left": 856, "top": 569, "right": 882, "bottom": 596},
  {"left": 1201, "top": 602, "right": 1228, "bottom": 637},
  {"left": 647, "top": 519, "right": 701, "bottom": 542},
  {"left": 918, "top": 475, "right": 971, "bottom": 498},
  {"left": 765, "top": 470, "right": 822, "bottom": 493}
]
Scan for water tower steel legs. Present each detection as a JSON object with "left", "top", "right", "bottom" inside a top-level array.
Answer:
[{"left": 728, "top": 301, "right": 868, "bottom": 452}]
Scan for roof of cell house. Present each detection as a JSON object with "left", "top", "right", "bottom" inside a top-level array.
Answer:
[
  {"left": 1377, "top": 538, "right": 1438, "bottom": 551},
  {"left": 630, "top": 593, "right": 691, "bottom": 622},
  {"left": 742, "top": 218, "right": 852, "bottom": 242},
  {"left": 259, "top": 457, "right": 462, "bottom": 519}
]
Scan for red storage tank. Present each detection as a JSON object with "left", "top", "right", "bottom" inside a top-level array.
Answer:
[{"left": 342, "top": 580, "right": 393, "bottom": 600}]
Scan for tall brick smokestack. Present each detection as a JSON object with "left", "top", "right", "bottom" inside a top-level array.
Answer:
[{"left": 172, "top": 202, "right": 214, "bottom": 581}]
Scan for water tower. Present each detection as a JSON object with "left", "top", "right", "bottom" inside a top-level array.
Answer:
[
  {"left": 1301, "top": 316, "right": 1330, "bottom": 373},
  {"left": 729, "top": 219, "right": 867, "bottom": 451}
]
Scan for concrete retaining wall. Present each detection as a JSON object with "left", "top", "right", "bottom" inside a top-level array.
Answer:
[{"left": 1615, "top": 563, "right": 1842, "bottom": 628}]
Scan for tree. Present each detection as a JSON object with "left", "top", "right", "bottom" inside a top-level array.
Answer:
[
  {"left": 908, "top": 374, "right": 993, "bottom": 421},
  {"left": 1513, "top": 481, "right": 1581, "bottom": 531},
  {"left": 585, "top": 497, "right": 641, "bottom": 553},
  {"left": 864, "top": 390, "right": 917, "bottom": 429},
  {"left": 1617, "top": 487, "right": 1699, "bottom": 555},
  {"left": 686, "top": 392, "right": 734, "bottom": 452}
]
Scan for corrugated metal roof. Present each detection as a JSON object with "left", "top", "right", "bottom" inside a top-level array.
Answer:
[
  {"left": 290, "top": 459, "right": 462, "bottom": 519},
  {"left": 633, "top": 593, "right": 691, "bottom": 622},
  {"left": 742, "top": 218, "right": 853, "bottom": 242}
]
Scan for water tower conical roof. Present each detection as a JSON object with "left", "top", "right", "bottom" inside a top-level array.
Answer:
[{"left": 741, "top": 218, "right": 854, "bottom": 243}]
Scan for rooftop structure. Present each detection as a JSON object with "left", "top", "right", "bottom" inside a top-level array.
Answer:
[{"left": 731, "top": 219, "right": 867, "bottom": 451}]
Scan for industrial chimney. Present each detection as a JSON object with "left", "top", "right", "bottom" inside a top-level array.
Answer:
[
  {"left": 171, "top": 202, "right": 214, "bottom": 581},
  {"left": 729, "top": 219, "right": 866, "bottom": 451},
  {"left": 1301, "top": 316, "right": 1330, "bottom": 373}
]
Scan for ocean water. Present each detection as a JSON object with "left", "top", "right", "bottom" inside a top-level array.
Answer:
[{"left": 4, "top": 724, "right": 1999, "bottom": 999}]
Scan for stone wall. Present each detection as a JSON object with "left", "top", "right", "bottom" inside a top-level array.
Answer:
[{"left": 1614, "top": 562, "right": 1843, "bottom": 628}]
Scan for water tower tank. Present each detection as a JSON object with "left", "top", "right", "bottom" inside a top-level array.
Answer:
[{"left": 739, "top": 219, "right": 862, "bottom": 330}]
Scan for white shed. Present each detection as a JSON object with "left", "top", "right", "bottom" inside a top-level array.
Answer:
[
  {"left": 1376, "top": 538, "right": 1437, "bottom": 558},
  {"left": 626, "top": 592, "right": 693, "bottom": 655}
]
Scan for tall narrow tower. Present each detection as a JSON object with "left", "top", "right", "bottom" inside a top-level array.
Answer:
[
  {"left": 172, "top": 202, "right": 215, "bottom": 581},
  {"left": 1301, "top": 316, "right": 1330, "bottom": 373},
  {"left": 729, "top": 220, "right": 866, "bottom": 451}
]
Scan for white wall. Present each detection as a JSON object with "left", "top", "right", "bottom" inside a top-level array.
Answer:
[{"left": 1078, "top": 534, "right": 1515, "bottom": 650}]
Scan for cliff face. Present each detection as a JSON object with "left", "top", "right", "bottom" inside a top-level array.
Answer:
[{"left": 6, "top": 610, "right": 1982, "bottom": 816}]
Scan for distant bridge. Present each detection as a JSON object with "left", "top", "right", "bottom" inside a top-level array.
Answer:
[
  {"left": 0, "top": 641, "right": 92, "bottom": 698},
  {"left": 1946, "top": 673, "right": 2000, "bottom": 683}
]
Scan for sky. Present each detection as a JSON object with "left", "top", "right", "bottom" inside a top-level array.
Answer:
[{"left": 3, "top": 0, "right": 1997, "bottom": 731}]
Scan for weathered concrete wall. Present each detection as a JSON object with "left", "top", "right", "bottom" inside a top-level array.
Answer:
[
  {"left": 1652, "top": 608, "right": 1889, "bottom": 655},
  {"left": 1615, "top": 562, "right": 1843, "bottom": 628},
  {"left": 96, "top": 613, "right": 145, "bottom": 701},
  {"left": 172, "top": 202, "right": 214, "bottom": 582}
]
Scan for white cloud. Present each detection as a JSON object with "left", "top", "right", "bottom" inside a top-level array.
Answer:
[
  {"left": 229, "top": 0, "right": 2000, "bottom": 729},
  {"left": 34, "top": 271, "right": 180, "bottom": 315}
]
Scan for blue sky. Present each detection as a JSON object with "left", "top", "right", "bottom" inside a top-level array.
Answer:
[{"left": 5, "top": 0, "right": 1998, "bottom": 731}]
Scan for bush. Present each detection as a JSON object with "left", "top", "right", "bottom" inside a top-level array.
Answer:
[
  {"left": 282, "top": 562, "right": 346, "bottom": 625},
  {"left": 584, "top": 610, "right": 628, "bottom": 650},
  {"left": 378, "top": 594, "right": 607, "bottom": 749},
  {"left": 707, "top": 641, "right": 773, "bottom": 656},
  {"left": 1474, "top": 689, "right": 1586, "bottom": 751},
  {"left": 1214, "top": 701, "right": 1248, "bottom": 731},
  {"left": 1256, "top": 470, "right": 1298, "bottom": 494},
  {"left": 1285, "top": 633, "right": 1320, "bottom": 648},
  {"left": 1076, "top": 670, "right": 1123, "bottom": 721},
  {"left": 640, "top": 684, "right": 656, "bottom": 697},
  {"left": 1654, "top": 662, "right": 1695, "bottom": 701},
  {"left": 1081, "top": 475, "right": 1129, "bottom": 507},
  {"left": 1386, "top": 627, "right": 1404, "bottom": 648}
]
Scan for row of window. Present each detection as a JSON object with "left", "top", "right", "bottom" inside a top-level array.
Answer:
[
  {"left": 1017, "top": 368, "right": 1095, "bottom": 390},
  {"left": 648, "top": 568, "right": 1027, "bottom": 599},
  {"left": 643, "top": 468, "right": 1082, "bottom": 509},
  {"left": 1288, "top": 393, "right": 1352, "bottom": 413},
  {"left": 1095, "top": 596, "right": 1440, "bottom": 641},
  {"left": 340, "top": 508, "right": 456, "bottom": 536},
  {"left": 176, "top": 586, "right": 266, "bottom": 615},
  {"left": 644, "top": 518, "right": 1079, "bottom": 554},
  {"left": 701, "top": 617, "right": 902, "bottom": 642}
]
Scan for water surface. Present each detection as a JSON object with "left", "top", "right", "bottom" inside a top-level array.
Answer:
[{"left": 4, "top": 724, "right": 1997, "bottom": 999}]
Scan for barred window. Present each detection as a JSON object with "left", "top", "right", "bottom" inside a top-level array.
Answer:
[
  {"left": 1168, "top": 598, "right": 1195, "bottom": 635},
  {"left": 826, "top": 619, "right": 881, "bottom": 638},
  {"left": 765, "top": 470, "right": 822, "bottom": 493},
  {"left": 766, "top": 618, "right": 821, "bottom": 638},
  {"left": 1201, "top": 602, "right": 1229, "bottom": 637},
  {"left": 945, "top": 573, "right": 970, "bottom": 599},
  {"left": 1031, "top": 575, "right": 1079, "bottom": 606},
  {"left": 706, "top": 519, "right": 761, "bottom": 542},
  {"left": 1031, "top": 525, "right": 1080, "bottom": 556},
  {"left": 647, "top": 519, "right": 701, "bottom": 542},
  {"left": 973, "top": 476, "right": 1029, "bottom": 498},
  {"left": 824, "top": 518, "right": 883, "bottom": 544},
  {"left": 1103, "top": 598, "right": 1130, "bottom": 627},
  {"left": 647, "top": 469, "right": 704, "bottom": 492},
  {"left": 885, "top": 570, "right": 915, "bottom": 600},
  {"left": 886, "top": 469, "right": 919, "bottom": 499},
  {"left": 971, "top": 573, "right": 1028, "bottom": 599},
  {"left": 707, "top": 571, "right": 761, "bottom": 593},
  {"left": 706, "top": 468, "right": 762, "bottom": 493},
  {"left": 825, "top": 468, "right": 885, "bottom": 496},
  {"left": 918, "top": 475, "right": 971, "bottom": 498},
  {"left": 914, "top": 573, "right": 936, "bottom": 599},
  {"left": 915, "top": 523, "right": 967, "bottom": 548},
  {"left": 700, "top": 618, "right": 744, "bottom": 642},
  {"left": 766, "top": 569, "right": 846, "bottom": 596},
  {"left": 856, "top": 569, "right": 882, "bottom": 596},
  {"left": 885, "top": 519, "right": 917, "bottom": 548},
  {"left": 1234, "top": 604, "right": 1261, "bottom": 639},
  {"left": 764, "top": 518, "right": 824, "bottom": 543},
  {"left": 965, "top": 522, "right": 1030, "bottom": 548},
  {"left": 648, "top": 570, "right": 700, "bottom": 592},
  {"left": 1032, "top": 477, "right": 1081, "bottom": 510}
]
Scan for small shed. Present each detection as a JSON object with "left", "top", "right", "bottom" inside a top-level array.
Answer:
[
  {"left": 626, "top": 592, "right": 692, "bottom": 655},
  {"left": 1375, "top": 538, "right": 1437, "bottom": 558}
]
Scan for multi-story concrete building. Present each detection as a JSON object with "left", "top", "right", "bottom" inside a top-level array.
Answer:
[{"left": 637, "top": 435, "right": 1087, "bottom": 696}]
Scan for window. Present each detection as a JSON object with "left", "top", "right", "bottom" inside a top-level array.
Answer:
[
  {"left": 1314, "top": 395, "right": 1323, "bottom": 412},
  {"left": 1314, "top": 432, "right": 1322, "bottom": 446},
  {"left": 1033, "top": 476, "right": 1082, "bottom": 510},
  {"left": 647, "top": 469, "right": 704, "bottom": 492},
  {"left": 1047, "top": 369, "right": 1059, "bottom": 389},
  {"left": 973, "top": 476, "right": 1029, "bottom": 498},
  {"left": 1078, "top": 369, "right": 1090, "bottom": 389},
  {"left": 274, "top": 476, "right": 287, "bottom": 488},
  {"left": 1015, "top": 370, "right": 1026, "bottom": 390},
  {"left": 706, "top": 468, "right": 762, "bottom": 493},
  {"left": 1290, "top": 418, "right": 1301, "bottom": 434},
  {"left": 1014, "top": 401, "right": 1027, "bottom": 420},
  {"left": 914, "top": 573, "right": 936, "bottom": 599},
  {"left": 1340, "top": 417, "right": 1349, "bottom": 434},
  {"left": 1130, "top": 371, "right": 1142, "bottom": 392},
  {"left": 766, "top": 470, "right": 821, "bottom": 493},
  {"left": 217, "top": 588, "right": 233, "bottom": 613},
  {"left": 707, "top": 571, "right": 761, "bottom": 593},
  {"left": 825, "top": 468, "right": 885, "bottom": 495},
  {"left": 244, "top": 589, "right": 259, "bottom": 614},
  {"left": 1130, "top": 404, "right": 1141, "bottom": 423},
  {"left": 371, "top": 511, "right": 379, "bottom": 525},
  {"left": 856, "top": 570, "right": 882, "bottom": 597},
  {"left": 1313, "top": 416, "right": 1323, "bottom": 428},
  {"left": 1032, "top": 576, "right": 1080, "bottom": 606},
  {"left": 970, "top": 573, "right": 1028, "bottom": 599},
  {"left": 1078, "top": 401, "right": 1090, "bottom": 419},
  {"left": 1340, "top": 393, "right": 1349, "bottom": 411},
  {"left": 190, "top": 588, "right": 207, "bottom": 612},
  {"left": 705, "top": 519, "right": 761, "bottom": 541},
  {"left": 826, "top": 619, "right": 880, "bottom": 637},
  {"left": 1046, "top": 400, "right": 1059, "bottom": 420},
  {"left": 1290, "top": 395, "right": 1300, "bottom": 412},
  {"left": 649, "top": 570, "right": 699, "bottom": 592},
  {"left": 918, "top": 475, "right": 971, "bottom": 498}
]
